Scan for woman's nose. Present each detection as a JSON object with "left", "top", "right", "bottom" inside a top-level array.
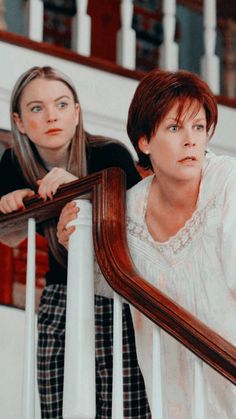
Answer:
[
  {"left": 183, "top": 130, "right": 196, "bottom": 147},
  {"left": 46, "top": 107, "right": 58, "bottom": 123},
  {"left": 184, "top": 139, "right": 196, "bottom": 147}
]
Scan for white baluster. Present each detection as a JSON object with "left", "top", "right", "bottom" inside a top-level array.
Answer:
[
  {"left": 116, "top": 0, "right": 136, "bottom": 70},
  {"left": 159, "top": 0, "right": 178, "bottom": 70},
  {"left": 72, "top": 0, "right": 91, "bottom": 56},
  {"left": 201, "top": 0, "right": 220, "bottom": 94},
  {"left": 112, "top": 293, "right": 123, "bottom": 419},
  {"left": 151, "top": 325, "right": 163, "bottom": 419},
  {"left": 21, "top": 218, "right": 36, "bottom": 419},
  {"left": 27, "top": 0, "right": 44, "bottom": 42},
  {"left": 194, "top": 357, "right": 205, "bottom": 419},
  {"left": 63, "top": 199, "right": 95, "bottom": 419}
]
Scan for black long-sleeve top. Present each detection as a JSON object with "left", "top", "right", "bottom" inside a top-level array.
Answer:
[{"left": 0, "top": 142, "right": 141, "bottom": 285}]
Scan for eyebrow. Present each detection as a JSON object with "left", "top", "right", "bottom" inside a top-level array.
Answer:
[
  {"left": 165, "top": 117, "right": 206, "bottom": 123},
  {"left": 26, "top": 95, "right": 72, "bottom": 107}
]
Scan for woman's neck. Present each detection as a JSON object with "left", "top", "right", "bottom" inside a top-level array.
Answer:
[
  {"left": 145, "top": 175, "right": 201, "bottom": 242},
  {"left": 152, "top": 174, "right": 200, "bottom": 211},
  {"left": 37, "top": 147, "right": 69, "bottom": 170}
]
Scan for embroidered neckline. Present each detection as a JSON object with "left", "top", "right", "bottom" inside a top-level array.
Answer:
[
  {"left": 127, "top": 195, "right": 216, "bottom": 255},
  {"left": 127, "top": 171, "right": 217, "bottom": 255}
]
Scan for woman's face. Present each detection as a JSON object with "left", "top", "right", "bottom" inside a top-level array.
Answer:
[
  {"left": 13, "top": 78, "right": 79, "bottom": 157},
  {"left": 138, "top": 100, "right": 208, "bottom": 183}
]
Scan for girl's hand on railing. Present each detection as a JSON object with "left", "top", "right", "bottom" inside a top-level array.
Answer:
[
  {"left": 57, "top": 201, "right": 79, "bottom": 249},
  {"left": 37, "top": 168, "right": 78, "bottom": 201},
  {"left": 0, "top": 189, "right": 35, "bottom": 213}
]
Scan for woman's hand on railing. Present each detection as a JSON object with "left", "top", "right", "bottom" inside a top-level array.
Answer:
[
  {"left": 57, "top": 201, "right": 79, "bottom": 249},
  {"left": 37, "top": 168, "right": 78, "bottom": 201},
  {"left": 0, "top": 189, "right": 35, "bottom": 213}
]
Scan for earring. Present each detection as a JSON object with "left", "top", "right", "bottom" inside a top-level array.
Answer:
[{"left": 145, "top": 151, "right": 150, "bottom": 155}]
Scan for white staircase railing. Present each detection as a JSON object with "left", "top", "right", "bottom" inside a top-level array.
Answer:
[
  {"left": 20, "top": 215, "right": 228, "bottom": 418},
  {"left": 26, "top": 0, "right": 44, "bottom": 42},
  {"left": 23, "top": 0, "right": 220, "bottom": 90},
  {"left": 116, "top": 0, "right": 136, "bottom": 69},
  {"left": 194, "top": 357, "right": 205, "bottom": 419},
  {"left": 63, "top": 199, "right": 95, "bottom": 419},
  {"left": 72, "top": 0, "right": 91, "bottom": 56},
  {"left": 159, "top": 0, "right": 178, "bottom": 71},
  {"left": 19, "top": 207, "right": 235, "bottom": 418},
  {"left": 111, "top": 293, "right": 123, "bottom": 418},
  {"left": 21, "top": 218, "right": 36, "bottom": 419},
  {"left": 201, "top": 0, "right": 220, "bottom": 94},
  {"left": 151, "top": 325, "right": 163, "bottom": 418}
]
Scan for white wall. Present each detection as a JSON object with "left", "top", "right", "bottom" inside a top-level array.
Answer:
[
  {"left": 1, "top": 40, "right": 236, "bottom": 158},
  {"left": 210, "top": 104, "right": 236, "bottom": 156},
  {"left": 0, "top": 305, "right": 40, "bottom": 419},
  {"left": 0, "top": 41, "right": 139, "bottom": 157}
]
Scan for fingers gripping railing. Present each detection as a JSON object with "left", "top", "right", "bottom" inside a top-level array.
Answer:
[{"left": 0, "top": 168, "right": 236, "bottom": 417}]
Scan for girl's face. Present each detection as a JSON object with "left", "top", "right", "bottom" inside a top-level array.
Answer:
[
  {"left": 13, "top": 78, "right": 79, "bottom": 157},
  {"left": 138, "top": 100, "right": 208, "bottom": 183}
]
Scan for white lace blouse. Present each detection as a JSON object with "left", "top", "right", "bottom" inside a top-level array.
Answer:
[{"left": 126, "top": 151, "right": 236, "bottom": 418}]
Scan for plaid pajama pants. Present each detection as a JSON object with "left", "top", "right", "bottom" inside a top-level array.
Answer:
[{"left": 37, "top": 285, "right": 151, "bottom": 418}]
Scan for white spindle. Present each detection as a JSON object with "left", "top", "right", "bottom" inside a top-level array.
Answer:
[
  {"left": 112, "top": 293, "right": 123, "bottom": 418},
  {"left": 194, "top": 357, "right": 205, "bottom": 419},
  {"left": 201, "top": 0, "right": 220, "bottom": 94},
  {"left": 116, "top": 0, "right": 136, "bottom": 69},
  {"left": 159, "top": 0, "right": 178, "bottom": 70},
  {"left": 21, "top": 218, "right": 36, "bottom": 419},
  {"left": 151, "top": 325, "right": 163, "bottom": 419},
  {"left": 63, "top": 199, "right": 95, "bottom": 419},
  {"left": 72, "top": 0, "right": 91, "bottom": 56},
  {"left": 27, "top": 0, "right": 44, "bottom": 42}
]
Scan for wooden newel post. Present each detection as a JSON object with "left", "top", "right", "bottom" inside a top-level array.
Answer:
[{"left": 63, "top": 199, "right": 95, "bottom": 419}]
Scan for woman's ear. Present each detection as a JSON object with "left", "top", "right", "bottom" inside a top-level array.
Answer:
[
  {"left": 138, "top": 136, "right": 150, "bottom": 155},
  {"left": 75, "top": 103, "right": 80, "bottom": 125},
  {"left": 13, "top": 113, "right": 26, "bottom": 134}
]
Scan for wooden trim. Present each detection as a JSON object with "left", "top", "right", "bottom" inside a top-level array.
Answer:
[
  {"left": 0, "top": 167, "right": 235, "bottom": 384},
  {"left": 0, "top": 129, "right": 12, "bottom": 147},
  {"left": 216, "top": 95, "right": 236, "bottom": 109},
  {"left": 178, "top": 0, "right": 203, "bottom": 14}
]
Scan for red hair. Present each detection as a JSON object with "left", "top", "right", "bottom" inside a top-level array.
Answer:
[{"left": 127, "top": 69, "right": 218, "bottom": 169}]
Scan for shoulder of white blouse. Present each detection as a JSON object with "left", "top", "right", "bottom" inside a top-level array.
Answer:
[
  {"left": 203, "top": 153, "right": 236, "bottom": 184},
  {"left": 127, "top": 175, "right": 153, "bottom": 202},
  {"left": 199, "top": 153, "right": 236, "bottom": 208},
  {"left": 126, "top": 174, "right": 154, "bottom": 220}
]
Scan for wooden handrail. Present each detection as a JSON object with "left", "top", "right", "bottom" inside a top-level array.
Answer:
[{"left": 0, "top": 167, "right": 235, "bottom": 384}]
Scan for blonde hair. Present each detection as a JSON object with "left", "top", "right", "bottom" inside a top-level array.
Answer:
[
  {"left": 11, "top": 66, "right": 113, "bottom": 265},
  {"left": 11, "top": 66, "right": 88, "bottom": 183}
]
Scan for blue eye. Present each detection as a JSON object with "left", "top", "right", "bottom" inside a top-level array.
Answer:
[
  {"left": 194, "top": 124, "right": 205, "bottom": 131},
  {"left": 58, "top": 102, "right": 68, "bottom": 109},
  {"left": 169, "top": 125, "right": 178, "bottom": 132},
  {"left": 31, "top": 105, "right": 42, "bottom": 113}
]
